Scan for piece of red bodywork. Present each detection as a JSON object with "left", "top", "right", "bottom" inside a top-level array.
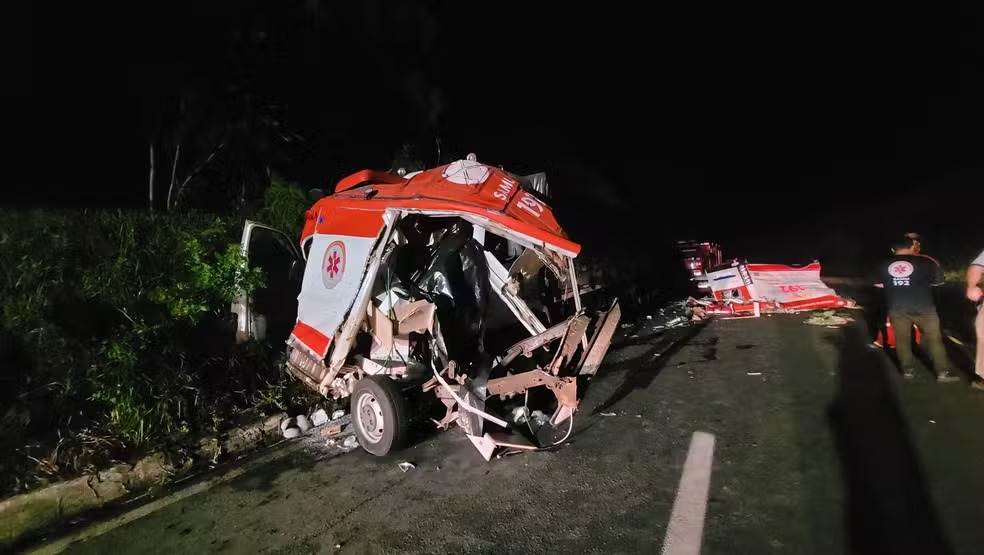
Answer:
[
  {"left": 299, "top": 162, "right": 579, "bottom": 257},
  {"left": 705, "top": 261, "right": 853, "bottom": 313},
  {"left": 289, "top": 161, "right": 582, "bottom": 361}
]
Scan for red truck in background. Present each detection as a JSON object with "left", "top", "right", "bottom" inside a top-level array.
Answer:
[{"left": 676, "top": 240, "right": 723, "bottom": 290}]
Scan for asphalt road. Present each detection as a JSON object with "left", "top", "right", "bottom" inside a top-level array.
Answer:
[{"left": 36, "top": 313, "right": 984, "bottom": 554}]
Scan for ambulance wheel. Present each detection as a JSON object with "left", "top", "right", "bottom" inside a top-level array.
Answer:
[{"left": 351, "top": 376, "right": 409, "bottom": 456}]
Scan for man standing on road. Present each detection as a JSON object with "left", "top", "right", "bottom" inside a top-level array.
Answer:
[
  {"left": 874, "top": 235, "right": 960, "bottom": 381},
  {"left": 967, "top": 249, "right": 984, "bottom": 390}
]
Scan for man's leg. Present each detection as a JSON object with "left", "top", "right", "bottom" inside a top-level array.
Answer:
[
  {"left": 975, "top": 305, "right": 984, "bottom": 380},
  {"left": 889, "top": 311, "right": 916, "bottom": 378},
  {"left": 912, "top": 311, "right": 959, "bottom": 382}
]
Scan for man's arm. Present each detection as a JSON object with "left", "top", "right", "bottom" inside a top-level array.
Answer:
[
  {"left": 929, "top": 256, "right": 945, "bottom": 287},
  {"left": 968, "top": 250, "right": 984, "bottom": 302}
]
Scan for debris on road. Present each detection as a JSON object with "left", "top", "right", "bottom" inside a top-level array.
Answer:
[
  {"left": 804, "top": 311, "right": 855, "bottom": 327},
  {"left": 320, "top": 425, "right": 343, "bottom": 438},
  {"left": 600, "top": 412, "right": 617, "bottom": 417},
  {"left": 331, "top": 409, "right": 346, "bottom": 420},
  {"left": 311, "top": 409, "right": 330, "bottom": 427},
  {"left": 398, "top": 462, "right": 416, "bottom": 472},
  {"left": 703, "top": 261, "right": 857, "bottom": 316},
  {"left": 295, "top": 414, "right": 312, "bottom": 433},
  {"left": 342, "top": 435, "right": 359, "bottom": 449}
]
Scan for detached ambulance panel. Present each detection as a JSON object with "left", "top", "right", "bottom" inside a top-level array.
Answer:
[{"left": 708, "top": 261, "right": 849, "bottom": 310}]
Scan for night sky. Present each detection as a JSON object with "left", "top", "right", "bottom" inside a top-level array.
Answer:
[{"left": 13, "top": 1, "right": 984, "bottom": 265}]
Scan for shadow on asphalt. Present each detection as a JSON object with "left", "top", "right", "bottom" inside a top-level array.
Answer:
[
  {"left": 845, "top": 282, "right": 978, "bottom": 378},
  {"left": 826, "top": 325, "right": 955, "bottom": 555},
  {"left": 588, "top": 323, "right": 708, "bottom": 416}
]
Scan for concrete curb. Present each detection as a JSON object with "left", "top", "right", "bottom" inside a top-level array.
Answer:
[{"left": 0, "top": 412, "right": 286, "bottom": 548}]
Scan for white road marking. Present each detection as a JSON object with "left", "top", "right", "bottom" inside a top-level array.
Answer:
[{"left": 661, "top": 431, "right": 716, "bottom": 555}]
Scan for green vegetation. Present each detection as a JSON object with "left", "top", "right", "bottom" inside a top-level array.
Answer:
[
  {"left": 944, "top": 268, "right": 967, "bottom": 284},
  {"left": 258, "top": 180, "right": 310, "bottom": 238},
  {"left": 0, "top": 206, "right": 315, "bottom": 496}
]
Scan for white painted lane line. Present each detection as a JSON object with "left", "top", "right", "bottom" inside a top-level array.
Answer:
[{"left": 661, "top": 431, "right": 716, "bottom": 555}]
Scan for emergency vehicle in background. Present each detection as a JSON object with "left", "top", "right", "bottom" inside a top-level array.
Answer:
[{"left": 676, "top": 240, "right": 723, "bottom": 289}]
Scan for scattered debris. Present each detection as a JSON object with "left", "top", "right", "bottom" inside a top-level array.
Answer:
[
  {"left": 528, "top": 410, "right": 549, "bottom": 427},
  {"left": 666, "top": 316, "right": 688, "bottom": 327},
  {"left": 342, "top": 435, "right": 359, "bottom": 449},
  {"left": 747, "top": 372, "right": 762, "bottom": 376},
  {"left": 702, "top": 261, "right": 857, "bottom": 316},
  {"left": 398, "top": 462, "right": 416, "bottom": 472},
  {"left": 511, "top": 406, "right": 530, "bottom": 424},
  {"left": 311, "top": 409, "right": 330, "bottom": 427},
  {"left": 929, "top": 420, "right": 936, "bottom": 424},
  {"left": 295, "top": 414, "right": 312, "bottom": 433},
  {"left": 320, "top": 425, "right": 343, "bottom": 438},
  {"left": 804, "top": 311, "right": 854, "bottom": 327},
  {"left": 600, "top": 412, "right": 617, "bottom": 417},
  {"left": 496, "top": 448, "right": 528, "bottom": 459},
  {"left": 331, "top": 409, "right": 346, "bottom": 420},
  {"left": 283, "top": 428, "right": 301, "bottom": 439}
]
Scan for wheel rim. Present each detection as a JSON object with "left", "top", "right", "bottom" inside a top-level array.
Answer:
[{"left": 356, "top": 391, "right": 385, "bottom": 444}]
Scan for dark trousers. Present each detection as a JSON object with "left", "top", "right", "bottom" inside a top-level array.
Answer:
[{"left": 888, "top": 310, "right": 952, "bottom": 375}]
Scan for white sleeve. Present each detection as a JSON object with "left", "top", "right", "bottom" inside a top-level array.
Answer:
[{"left": 973, "top": 250, "right": 984, "bottom": 267}]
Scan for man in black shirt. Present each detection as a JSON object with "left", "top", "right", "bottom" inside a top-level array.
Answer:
[{"left": 874, "top": 236, "right": 959, "bottom": 381}]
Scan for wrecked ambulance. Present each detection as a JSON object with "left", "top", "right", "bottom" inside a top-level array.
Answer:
[{"left": 233, "top": 158, "right": 620, "bottom": 459}]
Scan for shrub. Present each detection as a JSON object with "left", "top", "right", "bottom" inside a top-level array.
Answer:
[
  {"left": 258, "top": 180, "right": 309, "bottom": 238},
  {"left": 0, "top": 209, "right": 313, "bottom": 495}
]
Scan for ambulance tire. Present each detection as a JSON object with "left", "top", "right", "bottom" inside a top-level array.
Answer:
[{"left": 351, "top": 376, "right": 409, "bottom": 456}]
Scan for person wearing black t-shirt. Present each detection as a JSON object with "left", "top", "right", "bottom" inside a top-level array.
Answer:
[{"left": 873, "top": 236, "right": 959, "bottom": 382}]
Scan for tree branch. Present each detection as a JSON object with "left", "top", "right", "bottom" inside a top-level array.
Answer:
[
  {"left": 166, "top": 143, "right": 181, "bottom": 211},
  {"left": 148, "top": 143, "right": 155, "bottom": 211},
  {"left": 172, "top": 143, "right": 224, "bottom": 209}
]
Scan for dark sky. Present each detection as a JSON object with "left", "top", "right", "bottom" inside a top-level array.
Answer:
[{"left": 13, "top": 1, "right": 984, "bottom": 262}]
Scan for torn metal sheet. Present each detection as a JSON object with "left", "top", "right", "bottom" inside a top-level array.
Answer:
[
  {"left": 578, "top": 300, "right": 622, "bottom": 376},
  {"left": 705, "top": 261, "right": 854, "bottom": 312}
]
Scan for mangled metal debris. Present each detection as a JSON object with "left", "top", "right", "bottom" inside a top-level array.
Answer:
[
  {"left": 803, "top": 311, "right": 855, "bottom": 327},
  {"left": 703, "top": 261, "right": 856, "bottom": 316},
  {"left": 233, "top": 157, "right": 620, "bottom": 461}
]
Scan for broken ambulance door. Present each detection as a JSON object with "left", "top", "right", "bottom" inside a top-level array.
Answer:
[
  {"left": 232, "top": 220, "right": 304, "bottom": 344},
  {"left": 578, "top": 299, "right": 621, "bottom": 376}
]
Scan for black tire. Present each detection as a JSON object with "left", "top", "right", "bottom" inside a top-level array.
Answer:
[{"left": 350, "top": 376, "right": 409, "bottom": 456}]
